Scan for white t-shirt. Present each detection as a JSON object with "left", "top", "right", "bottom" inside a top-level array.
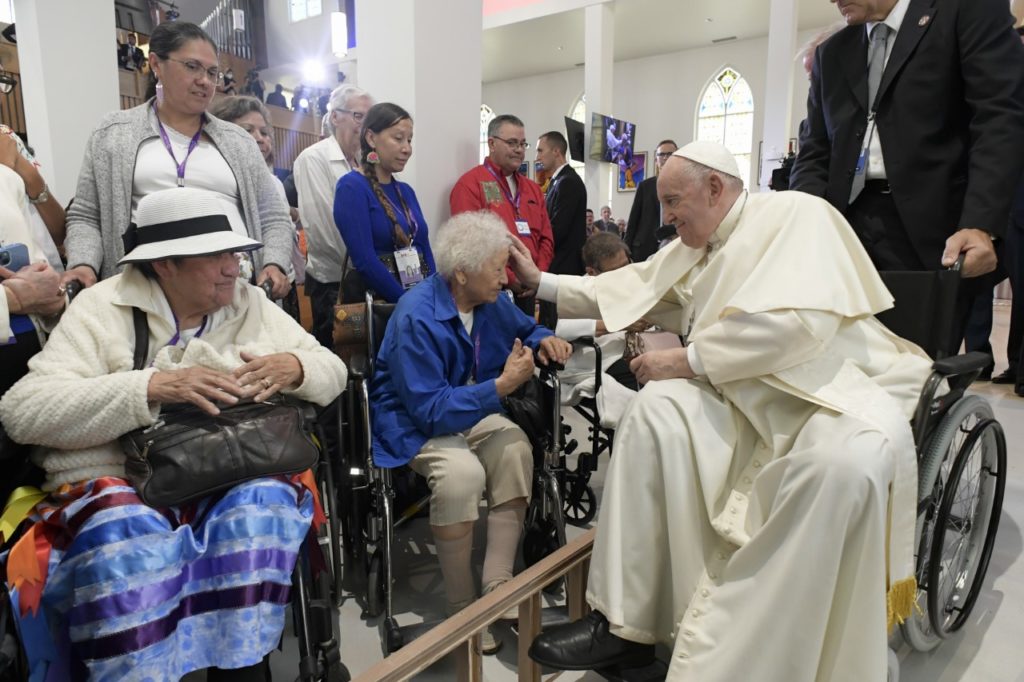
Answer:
[{"left": 133, "top": 127, "right": 247, "bottom": 238}]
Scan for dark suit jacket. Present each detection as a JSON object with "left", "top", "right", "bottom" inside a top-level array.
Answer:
[
  {"left": 545, "top": 165, "right": 587, "bottom": 275},
  {"left": 790, "top": 0, "right": 1024, "bottom": 269},
  {"left": 625, "top": 176, "right": 661, "bottom": 262}
]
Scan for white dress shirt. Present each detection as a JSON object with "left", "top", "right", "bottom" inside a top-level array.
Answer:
[
  {"left": 864, "top": 0, "right": 911, "bottom": 180},
  {"left": 293, "top": 136, "right": 352, "bottom": 283}
]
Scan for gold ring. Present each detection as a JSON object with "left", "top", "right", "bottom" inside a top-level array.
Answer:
[
  {"left": 58, "top": 285, "right": 66, "bottom": 295},
  {"left": 262, "top": 377, "right": 272, "bottom": 389}
]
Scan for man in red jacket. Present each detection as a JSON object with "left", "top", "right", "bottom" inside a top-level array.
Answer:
[{"left": 450, "top": 114, "right": 554, "bottom": 315}]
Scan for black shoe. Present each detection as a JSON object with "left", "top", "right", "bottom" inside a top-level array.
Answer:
[
  {"left": 528, "top": 610, "right": 656, "bottom": 671},
  {"left": 992, "top": 368, "right": 1018, "bottom": 384},
  {"left": 978, "top": 364, "right": 994, "bottom": 381}
]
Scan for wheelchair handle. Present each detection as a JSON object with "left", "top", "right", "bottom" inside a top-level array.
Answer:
[
  {"left": 65, "top": 279, "right": 85, "bottom": 301},
  {"left": 258, "top": 279, "right": 274, "bottom": 300},
  {"left": 949, "top": 253, "right": 965, "bottom": 273}
]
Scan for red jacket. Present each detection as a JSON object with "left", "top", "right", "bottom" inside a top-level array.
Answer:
[{"left": 449, "top": 159, "right": 554, "bottom": 282}]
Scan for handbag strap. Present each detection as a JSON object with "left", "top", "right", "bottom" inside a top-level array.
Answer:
[{"left": 131, "top": 307, "right": 149, "bottom": 371}]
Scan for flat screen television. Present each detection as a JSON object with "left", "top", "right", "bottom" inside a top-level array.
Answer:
[
  {"left": 564, "top": 116, "right": 585, "bottom": 162},
  {"left": 589, "top": 112, "right": 636, "bottom": 165}
]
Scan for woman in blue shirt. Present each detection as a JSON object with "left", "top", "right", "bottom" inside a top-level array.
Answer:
[
  {"left": 370, "top": 210, "right": 571, "bottom": 652},
  {"left": 334, "top": 102, "right": 435, "bottom": 303}
]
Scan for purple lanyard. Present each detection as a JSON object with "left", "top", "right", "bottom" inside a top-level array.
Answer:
[
  {"left": 473, "top": 332, "right": 481, "bottom": 383},
  {"left": 382, "top": 183, "right": 418, "bottom": 244},
  {"left": 167, "top": 313, "right": 208, "bottom": 348},
  {"left": 483, "top": 159, "right": 521, "bottom": 218},
  {"left": 152, "top": 102, "right": 205, "bottom": 187}
]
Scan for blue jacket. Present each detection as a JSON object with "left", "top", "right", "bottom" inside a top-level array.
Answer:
[
  {"left": 334, "top": 172, "right": 436, "bottom": 303},
  {"left": 369, "top": 273, "right": 553, "bottom": 467}
]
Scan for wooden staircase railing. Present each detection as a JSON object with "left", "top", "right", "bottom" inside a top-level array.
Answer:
[{"left": 354, "top": 528, "right": 595, "bottom": 682}]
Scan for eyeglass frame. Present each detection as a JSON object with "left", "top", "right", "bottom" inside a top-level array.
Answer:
[
  {"left": 654, "top": 151, "right": 676, "bottom": 159},
  {"left": 155, "top": 54, "right": 222, "bottom": 84},
  {"left": 490, "top": 136, "right": 530, "bottom": 150},
  {"left": 335, "top": 108, "right": 366, "bottom": 122}
]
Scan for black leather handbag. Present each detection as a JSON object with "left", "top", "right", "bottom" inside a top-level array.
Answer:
[{"left": 119, "top": 307, "right": 319, "bottom": 508}]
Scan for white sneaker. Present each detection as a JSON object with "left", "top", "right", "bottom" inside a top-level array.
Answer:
[{"left": 448, "top": 598, "right": 502, "bottom": 655}]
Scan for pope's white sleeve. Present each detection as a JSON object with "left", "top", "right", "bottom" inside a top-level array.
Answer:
[
  {"left": 691, "top": 309, "right": 842, "bottom": 385},
  {"left": 687, "top": 343, "right": 706, "bottom": 377},
  {"left": 537, "top": 272, "right": 559, "bottom": 302}
]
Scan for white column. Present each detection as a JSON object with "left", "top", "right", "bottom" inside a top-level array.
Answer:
[
  {"left": 14, "top": 0, "right": 119, "bottom": 201},
  {"left": 758, "top": 0, "right": 798, "bottom": 192},
  {"left": 584, "top": 2, "right": 614, "bottom": 210},
  {"left": 355, "top": 0, "right": 482, "bottom": 234}
]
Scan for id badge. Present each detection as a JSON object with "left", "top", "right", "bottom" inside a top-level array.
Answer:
[
  {"left": 515, "top": 220, "right": 531, "bottom": 236},
  {"left": 854, "top": 149, "right": 868, "bottom": 175},
  {"left": 394, "top": 246, "right": 423, "bottom": 289}
]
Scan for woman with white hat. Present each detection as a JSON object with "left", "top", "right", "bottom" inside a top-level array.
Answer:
[{"left": 0, "top": 187, "right": 346, "bottom": 680}]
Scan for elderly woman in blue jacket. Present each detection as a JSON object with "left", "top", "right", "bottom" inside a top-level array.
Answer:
[{"left": 370, "top": 210, "right": 571, "bottom": 653}]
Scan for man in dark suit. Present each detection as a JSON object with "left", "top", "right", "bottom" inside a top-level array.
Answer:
[
  {"left": 790, "top": 0, "right": 1024, "bottom": 349},
  {"left": 537, "top": 131, "right": 587, "bottom": 276},
  {"left": 625, "top": 138, "right": 677, "bottom": 262},
  {"left": 536, "top": 130, "right": 587, "bottom": 326}
]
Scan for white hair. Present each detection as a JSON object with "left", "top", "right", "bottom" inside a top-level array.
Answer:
[
  {"left": 434, "top": 211, "right": 510, "bottom": 279},
  {"left": 679, "top": 158, "right": 744, "bottom": 193},
  {"left": 327, "top": 84, "right": 371, "bottom": 116}
]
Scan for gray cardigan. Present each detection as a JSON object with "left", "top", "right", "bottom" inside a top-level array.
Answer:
[{"left": 65, "top": 101, "right": 294, "bottom": 280}]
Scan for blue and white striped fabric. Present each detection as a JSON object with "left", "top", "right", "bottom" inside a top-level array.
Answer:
[{"left": 10, "top": 476, "right": 312, "bottom": 681}]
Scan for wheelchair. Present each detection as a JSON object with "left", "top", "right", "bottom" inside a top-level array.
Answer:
[
  {"left": 335, "top": 291, "right": 570, "bottom": 654},
  {"left": 0, "top": 281, "right": 350, "bottom": 682},
  {"left": 875, "top": 265, "right": 1007, "bottom": 655}
]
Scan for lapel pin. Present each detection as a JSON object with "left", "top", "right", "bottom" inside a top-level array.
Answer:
[{"left": 918, "top": 15, "right": 930, "bottom": 27}]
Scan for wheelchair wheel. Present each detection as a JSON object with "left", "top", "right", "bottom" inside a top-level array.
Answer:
[
  {"left": 317, "top": 460, "right": 345, "bottom": 607},
  {"left": 902, "top": 396, "right": 1006, "bottom": 651},
  {"left": 366, "top": 548, "right": 385, "bottom": 618},
  {"left": 563, "top": 478, "right": 597, "bottom": 527}
]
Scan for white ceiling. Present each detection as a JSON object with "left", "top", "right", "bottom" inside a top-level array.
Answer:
[
  {"left": 482, "top": 0, "right": 843, "bottom": 82},
  {"left": 173, "top": 0, "right": 844, "bottom": 86}
]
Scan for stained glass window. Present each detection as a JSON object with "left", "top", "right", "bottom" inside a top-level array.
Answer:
[
  {"left": 695, "top": 67, "right": 754, "bottom": 187},
  {"left": 480, "top": 104, "right": 496, "bottom": 164}
]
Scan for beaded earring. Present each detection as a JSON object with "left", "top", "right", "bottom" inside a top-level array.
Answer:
[{"left": 367, "top": 150, "right": 380, "bottom": 164}]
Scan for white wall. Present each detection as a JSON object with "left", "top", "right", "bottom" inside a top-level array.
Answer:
[{"left": 482, "top": 28, "right": 822, "bottom": 220}]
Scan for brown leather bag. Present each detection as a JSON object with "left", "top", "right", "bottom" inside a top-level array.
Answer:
[{"left": 332, "top": 301, "right": 367, "bottom": 365}]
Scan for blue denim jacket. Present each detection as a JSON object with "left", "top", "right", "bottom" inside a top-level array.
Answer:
[{"left": 369, "top": 273, "right": 552, "bottom": 467}]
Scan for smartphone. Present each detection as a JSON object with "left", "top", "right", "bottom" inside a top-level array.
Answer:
[{"left": 0, "top": 243, "right": 29, "bottom": 272}]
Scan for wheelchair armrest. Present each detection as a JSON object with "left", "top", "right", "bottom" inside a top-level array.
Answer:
[
  {"left": 348, "top": 353, "right": 370, "bottom": 379},
  {"left": 569, "top": 336, "right": 603, "bottom": 392},
  {"left": 931, "top": 351, "right": 991, "bottom": 378}
]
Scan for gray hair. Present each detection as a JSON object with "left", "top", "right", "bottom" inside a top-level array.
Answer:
[
  {"left": 487, "top": 113, "right": 525, "bottom": 138},
  {"left": 321, "top": 112, "right": 333, "bottom": 137},
  {"left": 679, "top": 158, "right": 744, "bottom": 193},
  {"left": 327, "top": 84, "right": 371, "bottom": 116},
  {"left": 434, "top": 211, "right": 511, "bottom": 279},
  {"left": 208, "top": 95, "right": 272, "bottom": 127},
  {"left": 582, "top": 232, "right": 630, "bottom": 271}
]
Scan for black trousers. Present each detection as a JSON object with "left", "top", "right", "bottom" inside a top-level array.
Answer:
[
  {"left": 0, "top": 332, "right": 45, "bottom": 506},
  {"left": 846, "top": 188, "right": 990, "bottom": 356},
  {"left": 305, "top": 274, "right": 340, "bottom": 350}
]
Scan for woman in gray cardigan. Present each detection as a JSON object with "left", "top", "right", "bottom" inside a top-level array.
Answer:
[{"left": 63, "top": 21, "right": 294, "bottom": 299}]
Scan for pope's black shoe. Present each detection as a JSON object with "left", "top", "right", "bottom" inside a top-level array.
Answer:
[{"left": 528, "top": 610, "right": 656, "bottom": 671}]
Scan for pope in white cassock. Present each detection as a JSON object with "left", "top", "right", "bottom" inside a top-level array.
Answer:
[{"left": 516, "top": 141, "right": 934, "bottom": 681}]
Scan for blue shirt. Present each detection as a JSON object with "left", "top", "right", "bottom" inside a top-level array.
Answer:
[
  {"left": 369, "top": 273, "right": 553, "bottom": 468},
  {"left": 334, "top": 172, "right": 436, "bottom": 303}
]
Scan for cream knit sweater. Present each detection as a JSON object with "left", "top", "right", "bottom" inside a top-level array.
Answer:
[{"left": 0, "top": 266, "right": 347, "bottom": 490}]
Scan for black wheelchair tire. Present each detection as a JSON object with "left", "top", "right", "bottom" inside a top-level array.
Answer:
[
  {"left": 366, "top": 549, "right": 385, "bottom": 618},
  {"left": 926, "top": 417, "right": 1005, "bottom": 635},
  {"left": 902, "top": 395, "right": 1003, "bottom": 651},
  {"left": 563, "top": 481, "right": 597, "bottom": 527}
]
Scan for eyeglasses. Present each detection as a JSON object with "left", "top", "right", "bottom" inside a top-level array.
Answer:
[
  {"left": 336, "top": 108, "right": 366, "bottom": 122},
  {"left": 491, "top": 136, "right": 530, "bottom": 150},
  {"left": 655, "top": 151, "right": 675, "bottom": 159},
  {"left": 159, "top": 55, "right": 221, "bottom": 84}
]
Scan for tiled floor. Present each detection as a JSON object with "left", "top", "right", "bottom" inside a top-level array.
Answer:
[{"left": 266, "top": 305, "right": 1024, "bottom": 682}]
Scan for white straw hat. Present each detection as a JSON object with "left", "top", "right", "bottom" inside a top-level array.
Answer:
[
  {"left": 118, "top": 187, "right": 262, "bottom": 265},
  {"left": 672, "top": 141, "right": 742, "bottom": 180}
]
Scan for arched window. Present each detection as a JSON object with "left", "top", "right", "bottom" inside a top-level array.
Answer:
[
  {"left": 480, "top": 104, "right": 496, "bottom": 164},
  {"left": 695, "top": 67, "right": 754, "bottom": 186}
]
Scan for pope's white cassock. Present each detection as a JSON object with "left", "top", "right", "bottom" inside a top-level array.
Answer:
[{"left": 536, "top": 188, "right": 933, "bottom": 681}]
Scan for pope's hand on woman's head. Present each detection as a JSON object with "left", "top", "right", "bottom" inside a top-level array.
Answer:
[
  {"left": 146, "top": 367, "right": 245, "bottom": 416},
  {"left": 234, "top": 350, "right": 304, "bottom": 402},
  {"left": 507, "top": 238, "right": 542, "bottom": 291}
]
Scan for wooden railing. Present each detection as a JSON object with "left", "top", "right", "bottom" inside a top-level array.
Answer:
[
  {"left": 0, "top": 68, "right": 24, "bottom": 136},
  {"left": 354, "top": 528, "right": 595, "bottom": 682}
]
